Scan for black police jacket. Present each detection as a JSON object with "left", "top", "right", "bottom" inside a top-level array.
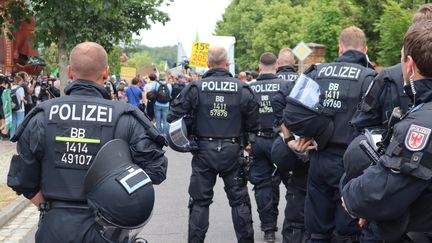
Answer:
[
  {"left": 304, "top": 50, "right": 376, "bottom": 148},
  {"left": 7, "top": 80, "right": 167, "bottom": 201},
  {"left": 342, "top": 78, "right": 432, "bottom": 239},
  {"left": 271, "top": 80, "right": 295, "bottom": 127},
  {"left": 276, "top": 66, "right": 299, "bottom": 82},
  {"left": 167, "top": 68, "right": 260, "bottom": 138},
  {"left": 249, "top": 73, "right": 289, "bottom": 131},
  {"left": 351, "top": 63, "right": 411, "bottom": 132}
]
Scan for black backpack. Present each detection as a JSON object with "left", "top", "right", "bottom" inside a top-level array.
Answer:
[
  {"left": 171, "top": 82, "right": 186, "bottom": 100},
  {"left": 11, "top": 88, "right": 21, "bottom": 111},
  {"left": 156, "top": 82, "right": 170, "bottom": 103}
]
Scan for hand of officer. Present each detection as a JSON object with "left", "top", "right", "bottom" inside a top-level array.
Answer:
[
  {"left": 342, "top": 196, "right": 366, "bottom": 227},
  {"left": 287, "top": 137, "right": 317, "bottom": 153},
  {"left": 280, "top": 123, "right": 292, "bottom": 139}
]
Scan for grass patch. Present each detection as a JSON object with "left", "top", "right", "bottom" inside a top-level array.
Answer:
[{"left": 0, "top": 183, "right": 19, "bottom": 210}]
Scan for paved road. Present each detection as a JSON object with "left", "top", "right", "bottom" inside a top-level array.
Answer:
[
  {"left": 139, "top": 148, "right": 286, "bottom": 243},
  {"left": 4, "top": 146, "right": 288, "bottom": 243},
  {"left": 0, "top": 141, "right": 16, "bottom": 184}
]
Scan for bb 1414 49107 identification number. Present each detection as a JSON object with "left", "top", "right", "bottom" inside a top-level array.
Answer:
[{"left": 61, "top": 153, "right": 92, "bottom": 165}]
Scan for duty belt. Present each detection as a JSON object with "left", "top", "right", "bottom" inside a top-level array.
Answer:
[
  {"left": 197, "top": 137, "right": 241, "bottom": 144},
  {"left": 40, "top": 200, "right": 89, "bottom": 212},
  {"left": 256, "top": 131, "right": 276, "bottom": 138}
]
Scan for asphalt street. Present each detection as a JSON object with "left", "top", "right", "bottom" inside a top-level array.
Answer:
[
  {"left": 138, "top": 148, "right": 286, "bottom": 243},
  {"left": 12, "top": 146, "right": 287, "bottom": 243}
]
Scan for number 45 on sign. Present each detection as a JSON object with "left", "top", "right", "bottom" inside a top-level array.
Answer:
[{"left": 190, "top": 42, "right": 210, "bottom": 68}]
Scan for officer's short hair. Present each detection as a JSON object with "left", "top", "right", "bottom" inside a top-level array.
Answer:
[
  {"left": 412, "top": 4, "right": 432, "bottom": 24},
  {"left": 208, "top": 46, "right": 228, "bottom": 66},
  {"left": 69, "top": 42, "right": 108, "bottom": 80},
  {"left": 403, "top": 20, "right": 432, "bottom": 78},
  {"left": 260, "top": 52, "right": 277, "bottom": 67},
  {"left": 339, "top": 26, "right": 366, "bottom": 50},
  {"left": 278, "top": 48, "right": 295, "bottom": 66}
]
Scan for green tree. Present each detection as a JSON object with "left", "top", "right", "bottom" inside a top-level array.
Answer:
[
  {"left": 108, "top": 46, "right": 121, "bottom": 76},
  {"left": 252, "top": 2, "right": 311, "bottom": 68},
  {"left": 375, "top": 0, "right": 414, "bottom": 66},
  {"left": 125, "top": 52, "right": 154, "bottom": 70},
  {"left": 215, "top": 0, "right": 268, "bottom": 71},
  {"left": 304, "top": 0, "right": 359, "bottom": 62},
  {"left": 42, "top": 43, "right": 59, "bottom": 75},
  {"left": 1, "top": 0, "right": 169, "bottom": 91}
]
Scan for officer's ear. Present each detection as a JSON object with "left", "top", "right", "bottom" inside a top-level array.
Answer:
[
  {"left": 338, "top": 43, "right": 345, "bottom": 56},
  {"left": 67, "top": 65, "right": 73, "bottom": 80},
  {"left": 102, "top": 66, "right": 109, "bottom": 80}
]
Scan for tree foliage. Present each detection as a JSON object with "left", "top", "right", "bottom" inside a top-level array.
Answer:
[
  {"left": 215, "top": 0, "right": 267, "bottom": 70},
  {"left": 375, "top": 0, "right": 414, "bottom": 66},
  {"left": 251, "top": 2, "right": 310, "bottom": 68},
  {"left": 108, "top": 46, "right": 121, "bottom": 76},
  {"left": 216, "top": 0, "right": 423, "bottom": 70},
  {"left": 0, "top": 0, "right": 170, "bottom": 91}
]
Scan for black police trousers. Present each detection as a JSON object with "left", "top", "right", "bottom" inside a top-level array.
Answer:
[
  {"left": 188, "top": 140, "right": 254, "bottom": 243},
  {"left": 279, "top": 172, "right": 309, "bottom": 243},
  {"left": 305, "top": 150, "right": 361, "bottom": 243},
  {"left": 249, "top": 136, "right": 280, "bottom": 232},
  {"left": 35, "top": 207, "right": 106, "bottom": 243}
]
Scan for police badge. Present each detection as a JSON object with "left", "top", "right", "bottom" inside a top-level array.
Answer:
[{"left": 405, "top": 124, "right": 431, "bottom": 151}]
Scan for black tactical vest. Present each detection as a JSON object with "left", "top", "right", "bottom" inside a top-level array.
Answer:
[
  {"left": 313, "top": 62, "right": 375, "bottom": 146},
  {"left": 39, "top": 95, "right": 127, "bottom": 201},
  {"left": 249, "top": 78, "right": 284, "bottom": 130},
  {"left": 194, "top": 77, "right": 243, "bottom": 138}
]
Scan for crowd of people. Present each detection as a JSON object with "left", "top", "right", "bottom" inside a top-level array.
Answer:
[
  {"left": 5, "top": 3, "right": 432, "bottom": 243},
  {"left": 0, "top": 72, "right": 60, "bottom": 140}
]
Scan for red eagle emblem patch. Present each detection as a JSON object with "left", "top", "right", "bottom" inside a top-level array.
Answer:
[{"left": 405, "top": 124, "right": 431, "bottom": 151}]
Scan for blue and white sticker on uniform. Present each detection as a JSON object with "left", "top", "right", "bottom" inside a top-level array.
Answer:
[{"left": 404, "top": 124, "right": 431, "bottom": 151}]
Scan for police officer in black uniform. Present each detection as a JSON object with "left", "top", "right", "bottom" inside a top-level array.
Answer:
[
  {"left": 350, "top": 63, "right": 410, "bottom": 133},
  {"left": 342, "top": 20, "right": 432, "bottom": 242},
  {"left": 7, "top": 42, "right": 168, "bottom": 243},
  {"left": 299, "top": 26, "right": 376, "bottom": 243},
  {"left": 167, "top": 45, "right": 259, "bottom": 243},
  {"left": 248, "top": 52, "right": 291, "bottom": 242},
  {"left": 276, "top": 48, "right": 299, "bottom": 82}
]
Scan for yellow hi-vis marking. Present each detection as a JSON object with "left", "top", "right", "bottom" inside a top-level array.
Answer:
[{"left": 55, "top": 136, "right": 100, "bottom": 144}]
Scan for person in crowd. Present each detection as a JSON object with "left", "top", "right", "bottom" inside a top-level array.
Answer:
[
  {"left": 342, "top": 19, "right": 432, "bottom": 242},
  {"left": 248, "top": 52, "right": 291, "bottom": 242},
  {"left": 167, "top": 45, "right": 259, "bottom": 243},
  {"left": 10, "top": 75, "right": 26, "bottom": 138},
  {"left": 277, "top": 48, "right": 299, "bottom": 82},
  {"left": 125, "top": 76, "right": 144, "bottom": 109},
  {"left": 7, "top": 41, "right": 167, "bottom": 242},
  {"left": 282, "top": 26, "right": 376, "bottom": 243},
  {"left": 116, "top": 80, "right": 128, "bottom": 102},
  {"left": 151, "top": 73, "right": 172, "bottom": 134}
]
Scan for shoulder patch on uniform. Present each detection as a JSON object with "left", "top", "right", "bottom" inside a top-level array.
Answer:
[{"left": 404, "top": 124, "right": 431, "bottom": 151}]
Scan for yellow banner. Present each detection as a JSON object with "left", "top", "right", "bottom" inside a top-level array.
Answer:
[
  {"left": 189, "top": 42, "right": 210, "bottom": 68},
  {"left": 120, "top": 67, "right": 137, "bottom": 82}
]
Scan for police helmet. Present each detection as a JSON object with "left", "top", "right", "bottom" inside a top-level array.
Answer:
[
  {"left": 283, "top": 74, "right": 334, "bottom": 150},
  {"left": 343, "top": 128, "right": 384, "bottom": 182},
  {"left": 167, "top": 117, "right": 198, "bottom": 152},
  {"left": 84, "top": 139, "right": 154, "bottom": 243}
]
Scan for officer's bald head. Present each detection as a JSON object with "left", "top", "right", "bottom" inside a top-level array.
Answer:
[
  {"left": 68, "top": 42, "right": 108, "bottom": 84},
  {"left": 207, "top": 45, "right": 229, "bottom": 69},
  {"left": 278, "top": 48, "right": 295, "bottom": 67},
  {"left": 338, "top": 26, "right": 367, "bottom": 55}
]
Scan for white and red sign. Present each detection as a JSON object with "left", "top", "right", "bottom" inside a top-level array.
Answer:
[{"left": 405, "top": 124, "right": 431, "bottom": 151}]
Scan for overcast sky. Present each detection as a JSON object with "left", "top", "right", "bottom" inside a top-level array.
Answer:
[{"left": 138, "top": 0, "right": 232, "bottom": 47}]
